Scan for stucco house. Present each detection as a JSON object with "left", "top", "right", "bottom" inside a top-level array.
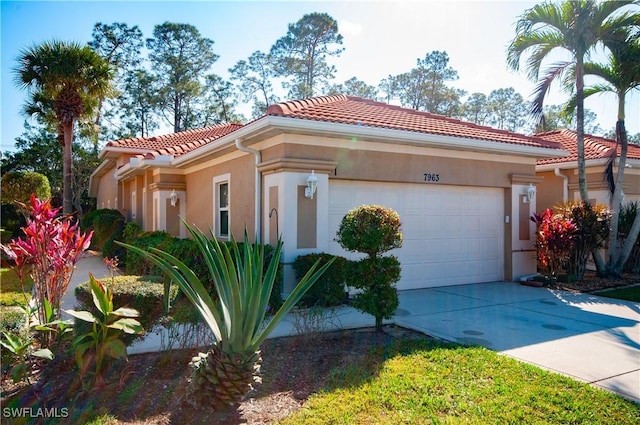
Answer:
[
  {"left": 89, "top": 94, "right": 566, "bottom": 292},
  {"left": 535, "top": 129, "right": 640, "bottom": 211}
]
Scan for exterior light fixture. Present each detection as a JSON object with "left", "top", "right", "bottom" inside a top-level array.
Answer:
[
  {"left": 305, "top": 170, "right": 318, "bottom": 199},
  {"left": 170, "top": 189, "right": 178, "bottom": 207},
  {"left": 524, "top": 183, "right": 536, "bottom": 204}
]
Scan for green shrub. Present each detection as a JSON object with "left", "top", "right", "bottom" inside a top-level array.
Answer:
[
  {"left": 122, "top": 231, "right": 284, "bottom": 312},
  {"left": 347, "top": 256, "right": 400, "bottom": 323},
  {"left": 619, "top": 201, "right": 640, "bottom": 273},
  {"left": 336, "top": 204, "right": 403, "bottom": 258},
  {"left": 337, "top": 204, "right": 403, "bottom": 330},
  {"left": 123, "top": 231, "right": 173, "bottom": 276},
  {"left": 81, "top": 209, "right": 126, "bottom": 257},
  {"left": 554, "top": 202, "right": 610, "bottom": 280},
  {"left": 74, "top": 275, "right": 177, "bottom": 337},
  {"left": 122, "top": 221, "right": 142, "bottom": 241},
  {"left": 293, "top": 253, "right": 347, "bottom": 307},
  {"left": 0, "top": 171, "right": 51, "bottom": 208},
  {"left": 0, "top": 308, "right": 26, "bottom": 334}
]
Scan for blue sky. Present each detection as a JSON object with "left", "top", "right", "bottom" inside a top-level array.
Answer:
[{"left": 1, "top": 0, "right": 638, "bottom": 154}]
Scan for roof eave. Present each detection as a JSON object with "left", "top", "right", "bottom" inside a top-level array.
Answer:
[
  {"left": 114, "top": 155, "right": 175, "bottom": 181},
  {"left": 536, "top": 157, "right": 640, "bottom": 172}
]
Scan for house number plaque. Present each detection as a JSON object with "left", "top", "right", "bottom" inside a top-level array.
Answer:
[{"left": 423, "top": 173, "right": 440, "bottom": 182}]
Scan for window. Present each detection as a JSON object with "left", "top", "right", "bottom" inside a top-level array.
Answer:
[{"left": 214, "top": 174, "right": 231, "bottom": 238}]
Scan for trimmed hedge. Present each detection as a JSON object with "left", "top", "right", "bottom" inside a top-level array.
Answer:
[
  {"left": 293, "top": 253, "right": 347, "bottom": 307},
  {"left": 74, "top": 275, "right": 178, "bottom": 336},
  {"left": 81, "top": 209, "right": 126, "bottom": 259},
  {"left": 120, "top": 232, "right": 284, "bottom": 312}
]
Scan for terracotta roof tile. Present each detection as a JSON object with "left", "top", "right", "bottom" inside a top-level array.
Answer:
[
  {"left": 106, "top": 123, "right": 243, "bottom": 158},
  {"left": 535, "top": 129, "right": 640, "bottom": 165},
  {"left": 267, "top": 95, "right": 561, "bottom": 149},
  {"left": 104, "top": 96, "right": 563, "bottom": 160}
]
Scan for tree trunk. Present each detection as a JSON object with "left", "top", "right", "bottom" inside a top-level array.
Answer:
[
  {"left": 607, "top": 118, "right": 628, "bottom": 276},
  {"left": 575, "top": 58, "right": 589, "bottom": 204},
  {"left": 62, "top": 121, "right": 75, "bottom": 215}
]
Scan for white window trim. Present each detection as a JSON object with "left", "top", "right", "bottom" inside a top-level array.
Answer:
[
  {"left": 213, "top": 173, "right": 231, "bottom": 240},
  {"left": 131, "top": 191, "right": 137, "bottom": 220}
]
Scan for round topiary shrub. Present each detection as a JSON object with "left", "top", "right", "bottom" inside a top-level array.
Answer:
[
  {"left": 335, "top": 204, "right": 403, "bottom": 258},
  {"left": 336, "top": 204, "right": 403, "bottom": 330}
]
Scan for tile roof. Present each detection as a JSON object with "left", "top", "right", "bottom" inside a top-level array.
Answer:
[
  {"left": 106, "top": 123, "right": 243, "bottom": 159},
  {"left": 103, "top": 95, "right": 563, "bottom": 160},
  {"left": 535, "top": 129, "right": 640, "bottom": 165},
  {"left": 267, "top": 94, "right": 561, "bottom": 149}
]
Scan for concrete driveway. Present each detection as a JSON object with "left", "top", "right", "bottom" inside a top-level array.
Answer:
[{"left": 394, "top": 282, "right": 640, "bottom": 403}]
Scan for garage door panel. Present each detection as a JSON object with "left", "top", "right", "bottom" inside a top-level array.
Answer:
[{"left": 329, "top": 180, "right": 504, "bottom": 290}]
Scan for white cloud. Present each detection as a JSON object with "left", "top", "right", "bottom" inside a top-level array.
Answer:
[{"left": 339, "top": 19, "right": 363, "bottom": 38}]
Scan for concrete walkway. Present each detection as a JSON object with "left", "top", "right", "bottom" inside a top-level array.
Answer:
[{"left": 65, "top": 253, "right": 640, "bottom": 403}]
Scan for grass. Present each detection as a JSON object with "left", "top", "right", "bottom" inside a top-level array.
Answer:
[
  {"left": 282, "top": 339, "right": 640, "bottom": 424},
  {"left": 597, "top": 286, "right": 640, "bottom": 302},
  {"left": 0, "top": 267, "right": 32, "bottom": 306}
]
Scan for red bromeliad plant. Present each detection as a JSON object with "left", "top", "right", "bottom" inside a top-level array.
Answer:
[
  {"left": 1, "top": 195, "right": 92, "bottom": 329},
  {"left": 531, "top": 209, "right": 576, "bottom": 278}
]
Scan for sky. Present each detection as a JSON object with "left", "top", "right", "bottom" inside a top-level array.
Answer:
[{"left": 1, "top": 0, "right": 638, "bottom": 155}]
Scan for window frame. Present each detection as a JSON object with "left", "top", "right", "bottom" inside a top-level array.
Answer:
[{"left": 213, "top": 174, "right": 231, "bottom": 239}]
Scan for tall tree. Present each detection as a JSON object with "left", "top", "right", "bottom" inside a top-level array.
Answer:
[
  {"left": 385, "top": 51, "right": 465, "bottom": 116},
  {"left": 507, "top": 0, "right": 639, "bottom": 203},
  {"left": 185, "top": 74, "right": 244, "bottom": 128},
  {"left": 88, "top": 22, "right": 143, "bottom": 142},
  {"left": 486, "top": 87, "right": 529, "bottom": 132},
  {"left": 462, "top": 93, "right": 490, "bottom": 125},
  {"left": 270, "top": 12, "right": 344, "bottom": 99},
  {"left": 147, "top": 22, "right": 218, "bottom": 132},
  {"left": 14, "top": 40, "right": 112, "bottom": 214},
  {"left": 329, "top": 77, "right": 380, "bottom": 99},
  {"left": 229, "top": 51, "right": 279, "bottom": 118},
  {"left": 536, "top": 104, "right": 602, "bottom": 134},
  {"left": 115, "top": 68, "right": 159, "bottom": 139}
]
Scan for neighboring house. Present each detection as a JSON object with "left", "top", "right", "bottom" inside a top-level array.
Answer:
[
  {"left": 90, "top": 94, "right": 565, "bottom": 292},
  {"left": 535, "top": 129, "right": 640, "bottom": 211}
]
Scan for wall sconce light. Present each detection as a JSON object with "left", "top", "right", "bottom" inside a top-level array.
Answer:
[
  {"left": 170, "top": 189, "right": 178, "bottom": 207},
  {"left": 305, "top": 170, "right": 318, "bottom": 199},
  {"left": 523, "top": 183, "right": 536, "bottom": 204}
]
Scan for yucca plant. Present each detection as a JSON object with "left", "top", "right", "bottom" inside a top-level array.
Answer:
[{"left": 117, "top": 222, "right": 334, "bottom": 410}]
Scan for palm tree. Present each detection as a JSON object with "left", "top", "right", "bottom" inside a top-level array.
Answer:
[
  {"left": 14, "top": 40, "right": 112, "bottom": 214},
  {"left": 584, "top": 34, "right": 640, "bottom": 274},
  {"left": 507, "top": 0, "right": 639, "bottom": 203}
]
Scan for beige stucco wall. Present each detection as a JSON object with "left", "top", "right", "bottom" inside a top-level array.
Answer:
[
  {"left": 95, "top": 164, "right": 119, "bottom": 210},
  {"left": 537, "top": 166, "right": 640, "bottom": 210},
  {"left": 184, "top": 153, "right": 256, "bottom": 239},
  {"left": 261, "top": 133, "right": 536, "bottom": 188}
]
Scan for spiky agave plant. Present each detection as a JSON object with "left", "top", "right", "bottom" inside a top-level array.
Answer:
[{"left": 118, "top": 222, "right": 334, "bottom": 410}]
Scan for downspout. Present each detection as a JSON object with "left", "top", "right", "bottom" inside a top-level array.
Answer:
[
  {"left": 235, "top": 138, "right": 261, "bottom": 242},
  {"left": 554, "top": 168, "right": 568, "bottom": 202}
]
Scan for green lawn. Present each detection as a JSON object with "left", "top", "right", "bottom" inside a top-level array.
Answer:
[
  {"left": 0, "top": 267, "right": 32, "bottom": 306},
  {"left": 597, "top": 286, "right": 640, "bottom": 302},
  {"left": 282, "top": 339, "right": 639, "bottom": 424}
]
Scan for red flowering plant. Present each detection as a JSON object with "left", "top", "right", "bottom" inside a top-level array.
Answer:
[
  {"left": 531, "top": 209, "right": 577, "bottom": 278},
  {"left": 1, "top": 195, "right": 92, "bottom": 341}
]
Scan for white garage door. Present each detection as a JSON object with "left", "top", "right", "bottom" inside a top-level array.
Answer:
[{"left": 328, "top": 180, "right": 504, "bottom": 290}]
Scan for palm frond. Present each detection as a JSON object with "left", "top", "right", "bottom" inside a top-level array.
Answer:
[{"left": 530, "top": 61, "right": 571, "bottom": 124}]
